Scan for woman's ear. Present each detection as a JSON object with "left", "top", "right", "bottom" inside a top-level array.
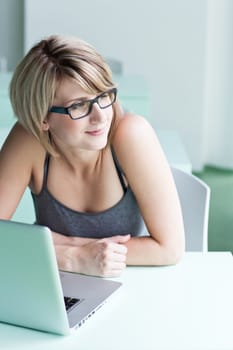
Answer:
[{"left": 42, "top": 119, "right": 49, "bottom": 131}]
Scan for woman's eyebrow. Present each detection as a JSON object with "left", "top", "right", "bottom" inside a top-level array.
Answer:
[
  {"left": 55, "top": 95, "right": 92, "bottom": 106},
  {"left": 65, "top": 96, "right": 90, "bottom": 105}
]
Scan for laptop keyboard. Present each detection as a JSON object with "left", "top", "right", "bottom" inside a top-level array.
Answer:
[{"left": 64, "top": 297, "right": 81, "bottom": 311}]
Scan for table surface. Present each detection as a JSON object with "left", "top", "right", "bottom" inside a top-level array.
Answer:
[{"left": 0, "top": 252, "right": 232, "bottom": 350}]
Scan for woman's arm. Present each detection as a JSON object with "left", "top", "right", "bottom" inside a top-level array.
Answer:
[
  {"left": 113, "top": 114, "right": 185, "bottom": 265},
  {"left": 52, "top": 231, "right": 130, "bottom": 277},
  {"left": 0, "top": 124, "right": 129, "bottom": 278},
  {"left": 0, "top": 124, "right": 34, "bottom": 219}
]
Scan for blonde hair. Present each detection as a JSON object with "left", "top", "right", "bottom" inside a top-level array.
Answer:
[{"left": 10, "top": 35, "right": 120, "bottom": 155}]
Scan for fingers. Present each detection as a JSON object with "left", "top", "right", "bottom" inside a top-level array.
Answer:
[
  {"left": 98, "top": 241, "right": 127, "bottom": 277},
  {"left": 100, "top": 239, "right": 128, "bottom": 259},
  {"left": 100, "top": 260, "right": 127, "bottom": 278},
  {"left": 77, "top": 235, "right": 130, "bottom": 278}
]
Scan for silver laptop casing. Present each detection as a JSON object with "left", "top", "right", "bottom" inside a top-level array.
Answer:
[{"left": 0, "top": 220, "right": 122, "bottom": 335}]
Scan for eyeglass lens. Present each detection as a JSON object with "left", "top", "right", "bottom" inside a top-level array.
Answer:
[{"left": 69, "top": 90, "right": 116, "bottom": 119}]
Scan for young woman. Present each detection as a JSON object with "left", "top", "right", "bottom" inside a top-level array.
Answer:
[{"left": 0, "top": 35, "right": 185, "bottom": 277}]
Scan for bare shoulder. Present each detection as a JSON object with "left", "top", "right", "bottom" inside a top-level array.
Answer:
[
  {"left": 111, "top": 111, "right": 174, "bottom": 191},
  {"left": 1, "top": 122, "right": 44, "bottom": 156},
  {"left": 112, "top": 113, "right": 163, "bottom": 164},
  {"left": 0, "top": 122, "right": 46, "bottom": 173},
  {"left": 2, "top": 122, "right": 37, "bottom": 145},
  {"left": 113, "top": 113, "right": 153, "bottom": 141},
  {"left": 0, "top": 123, "right": 46, "bottom": 217}
]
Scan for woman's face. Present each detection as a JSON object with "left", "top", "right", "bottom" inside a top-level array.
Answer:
[{"left": 45, "top": 77, "right": 114, "bottom": 152}]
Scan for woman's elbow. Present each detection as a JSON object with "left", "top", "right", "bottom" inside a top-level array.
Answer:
[
  {"left": 170, "top": 243, "right": 185, "bottom": 265},
  {"left": 166, "top": 234, "right": 185, "bottom": 265}
]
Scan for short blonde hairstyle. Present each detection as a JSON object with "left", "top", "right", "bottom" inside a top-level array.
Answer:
[{"left": 10, "top": 35, "right": 120, "bottom": 155}]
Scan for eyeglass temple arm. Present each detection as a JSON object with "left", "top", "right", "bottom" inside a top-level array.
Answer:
[{"left": 49, "top": 106, "right": 68, "bottom": 114}]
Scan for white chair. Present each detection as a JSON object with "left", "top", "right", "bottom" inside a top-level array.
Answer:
[{"left": 171, "top": 167, "right": 210, "bottom": 251}]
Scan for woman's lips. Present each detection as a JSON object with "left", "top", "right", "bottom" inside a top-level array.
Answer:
[{"left": 85, "top": 126, "right": 106, "bottom": 136}]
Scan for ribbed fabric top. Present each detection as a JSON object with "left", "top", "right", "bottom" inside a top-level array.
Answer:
[{"left": 31, "top": 150, "right": 148, "bottom": 238}]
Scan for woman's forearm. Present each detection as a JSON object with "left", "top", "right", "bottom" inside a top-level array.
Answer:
[
  {"left": 52, "top": 231, "right": 96, "bottom": 246},
  {"left": 125, "top": 236, "right": 184, "bottom": 266},
  {"left": 52, "top": 232, "right": 184, "bottom": 274},
  {"left": 52, "top": 232, "right": 129, "bottom": 277}
]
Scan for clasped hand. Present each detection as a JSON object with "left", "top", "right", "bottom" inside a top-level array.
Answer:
[
  {"left": 55, "top": 234, "right": 131, "bottom": 278},
  {"left": 79, "top": 234, "right": 130, "bottom": 277}
]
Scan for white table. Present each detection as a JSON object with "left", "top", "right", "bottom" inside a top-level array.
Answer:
[{"left": 0, "top": 252, "right": 232, "bottom": 350}]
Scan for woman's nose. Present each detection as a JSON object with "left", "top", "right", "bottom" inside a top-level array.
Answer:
[{"left": 89, "top": 103, "right": 105, "bottom": 123}]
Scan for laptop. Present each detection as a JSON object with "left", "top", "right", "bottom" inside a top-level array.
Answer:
[{"left": 0, "top": 219, "right": 122, "bottom": 335}]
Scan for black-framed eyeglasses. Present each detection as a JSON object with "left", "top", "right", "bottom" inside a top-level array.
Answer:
[{"left": 49, "top": 88, "right": 117, "bottom": 120}]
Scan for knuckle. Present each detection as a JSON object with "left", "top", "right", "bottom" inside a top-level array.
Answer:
[
  {"left": 101, "top": 250, "right": 110, "bottom": 261},
  {"left": 101, "top": 241, "right": 109, "bottom": 250}
]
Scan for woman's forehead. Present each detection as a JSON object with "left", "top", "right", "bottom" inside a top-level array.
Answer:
[{"left": 53, "top": 78, "right": 93, "bottom": 105}]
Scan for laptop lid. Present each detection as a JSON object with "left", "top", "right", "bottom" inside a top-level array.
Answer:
[{"left": 0, "top": 220, "right": 122, "bottom": 335}]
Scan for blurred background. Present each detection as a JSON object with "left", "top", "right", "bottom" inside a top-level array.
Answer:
[{"left": 0, "top": 0, "right": 233, "bottom": 251}]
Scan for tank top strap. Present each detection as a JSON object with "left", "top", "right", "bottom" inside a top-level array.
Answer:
[
  {"left": 111, "top": 146, "right": 127, "bottom": 193},
  {"left": 42, "top": 149, "right": 127, "bottom": 192},
  {"left": 42, "top": 153, "right": 50, "bottom": 189}
]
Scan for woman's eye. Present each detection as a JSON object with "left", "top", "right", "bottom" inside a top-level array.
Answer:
[
  {"left": 99, "top": 93, "right": 110, "bottom": 102},
  {"left": 101, "top": 93, "right": 109, "bottom": 99},
  {"left": 71, "top": 101, "right": 87, "bottom": 110}
]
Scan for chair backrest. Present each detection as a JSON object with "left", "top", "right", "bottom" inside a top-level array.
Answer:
[{"left": 171, "top": 167, "right": 210, "bottom": 251}]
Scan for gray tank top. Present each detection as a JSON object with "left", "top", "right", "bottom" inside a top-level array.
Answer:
[{"left": 31, "top": 150, "right": 148, "bottom": 238}]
